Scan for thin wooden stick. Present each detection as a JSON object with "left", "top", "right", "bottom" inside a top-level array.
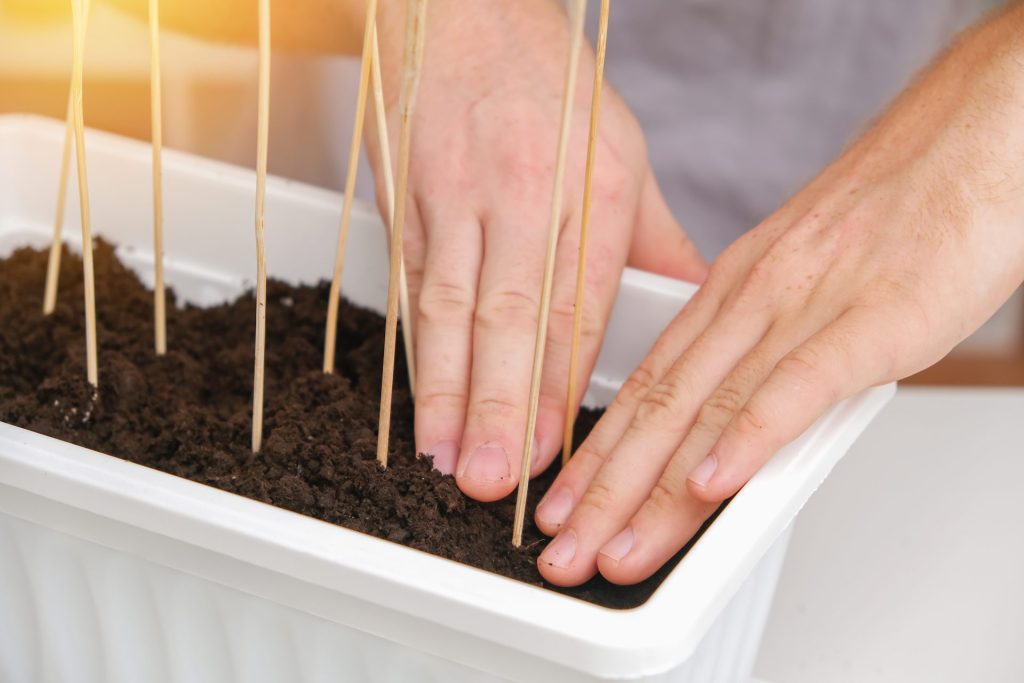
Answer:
[
  {"left": 377, "top": 0, "right": 428, "bottom": 468},
  {"left": 149, "top": 0, "right": 167, "bottom": 355},
  {"left": 322, "top": 0, "right": 380, "bottom": 374},
  {"left": 512, "top": 0, "right": 587, "bottom": 547},
  {"left": 43, "top": 0, "right": 91, "bottom": 316},
  {"left": 251, "top": 0, "right": 270, "bottom": 453},
  {"left": 563, "top": 0, "right": 609, "bottom": 466},
  {"left": 70, "top": 0, "right": 98, "bottom": 388},
  {"left": 371, "top": 24, "right": 417, "bottom": 397},
  {"left": 43, "top": 97, "right": 74, "bottom": 316}
]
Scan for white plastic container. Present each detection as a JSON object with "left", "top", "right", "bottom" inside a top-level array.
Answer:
[{"left": 0, "top": 115, "right": 894, "bottom": 683}]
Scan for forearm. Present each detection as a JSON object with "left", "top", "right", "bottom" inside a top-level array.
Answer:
[
  {"left": 102, "top": 0, "right": 369, "bottom": 54},
  {"left": 943, "top": 1, "right": 1024, "bottom": 281},
  {"left": 838, "top": 0, "right": 1024, "bottom": 285}
]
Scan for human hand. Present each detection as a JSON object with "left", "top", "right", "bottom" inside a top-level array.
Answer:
[
  {"left": 368, "top": 0, "right": 706, "bottom": 500},
  {"left": 534, "top": 7, "right": 1024, "bottom": 586}
]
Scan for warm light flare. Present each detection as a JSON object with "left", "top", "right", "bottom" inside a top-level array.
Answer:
[{"left": 2, "top": 0, "right": 71, "bottom": 24}]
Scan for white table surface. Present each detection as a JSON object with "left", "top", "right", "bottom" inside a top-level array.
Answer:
[{"left": 753, "top": 387, "right": 1024, "bottom": 683}]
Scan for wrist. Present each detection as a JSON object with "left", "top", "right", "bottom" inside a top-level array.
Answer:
[{"left": 374, "top": 0, "right": 578, "bottom": 102}]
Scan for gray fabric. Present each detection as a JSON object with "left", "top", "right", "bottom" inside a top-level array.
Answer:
[{"left": 591, "top": 0, "right": 996, "bottom": 258}]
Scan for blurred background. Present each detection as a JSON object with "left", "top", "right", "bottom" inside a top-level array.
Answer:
[{"left": 1, "top": 0, "right": 1021, "bottom": 386}]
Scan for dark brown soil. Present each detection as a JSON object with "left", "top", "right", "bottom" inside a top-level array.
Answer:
[{"left": 0, "top": 242, "right": 709, "bottom": 609}]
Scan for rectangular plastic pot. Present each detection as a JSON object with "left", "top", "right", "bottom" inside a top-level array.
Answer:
[{"left": 0, "top": 115, "right": 894, "bottom": 683}]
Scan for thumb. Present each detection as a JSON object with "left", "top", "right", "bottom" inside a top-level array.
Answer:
[{"left": 629, "top": 170, "right": 708, "bottom": 284}]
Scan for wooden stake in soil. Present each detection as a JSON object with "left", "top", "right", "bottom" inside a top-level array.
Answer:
[
  {"left": 43, "top": 0, "right": 92, "bottom": 316},
  {"left": 322, "top": 0, "right": 381, "bottom": 374},
  {"left": 563, "top": 0, "right": 610, "bottom": 466},
  {"left": 251, "top": 0, "right": 270, "bottom": 453},
  {"left": 149, "top": 0, "right": 167, "bottom": 355},
  {"left": 70, "top": 0, "right": 99, "bottom": 388},
  {"left": 376, "top": 0, "right": 429, "bottom": 468},
  {"left": 512, "top": 0, "right": 588, "bottom": 547},
  {"left": 371, "top": 24, "right": 417, "bottom": 397}
]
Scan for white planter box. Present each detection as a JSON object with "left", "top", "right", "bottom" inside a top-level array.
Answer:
[{"left": 0, "top": 115, "right": 894, "bottom": 683}]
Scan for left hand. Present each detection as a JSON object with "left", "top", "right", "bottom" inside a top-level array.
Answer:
[{"left": 534, "top": 7, "right": 1024, "bottom": 586}]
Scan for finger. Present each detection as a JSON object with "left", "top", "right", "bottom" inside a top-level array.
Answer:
[
  {"left": 533, "top": 235, "right": 767, "bottom": 538},
  {"left": 454, "top": 205, "right": 548, "bottom": 502},
  {"left": 592, "top": 326, "right": 811, "bottom": 584},
  {"left": 629, "top": 169, "right": 707, "bottom": 284},
  {"left": 412, "top": 207, "right": 483, "bottom": 475},
  {"left": 688, "top": 306, "right": 890, "bottom": 503},
  {"left": 537, "top": 305, "right": 773, "bottom": 586},
  {"left": 592, "top": 308, "right": 885, "bottom": 585},
  {"left": 400, "top": 194, "right": 428, "bottom": 341},
  {"left": 529, "top": 192, "right": 637, "bottom": 478},
  {"left": 532, "top": 279, "right": 721, "bottom": 536}
]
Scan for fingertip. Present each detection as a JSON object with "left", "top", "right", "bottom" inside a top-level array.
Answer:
[
  {"left": 593, "top": 527, "right": 651, "bottom": 585},
  {"left": 535, "top": 485, "right": 574, "bottom": 536},
  {"left": 686, "top": 478, "right": 727, "bottom": 504},
  {"left": 455, "top": 441, "right": 518, "bottom": 502},
  {"left": 536, "top": 529, "right": 596, "bottom": 587},
  {"left": 685, "top": 453, "right": 729, "bottom": 503}
]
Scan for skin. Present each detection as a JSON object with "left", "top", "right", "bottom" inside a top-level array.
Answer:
[
  {"left": 104, "top": 0, "right": 1024, "bottom": 585},
  {"left": 107, "top": 0, "right": 706, "bottom": 499},
  {"left": 368, "top": 0, "right": 705, "bottom": 501},
  {"left": 534, "top": 3, "right": 1024, "bottom": 586}
]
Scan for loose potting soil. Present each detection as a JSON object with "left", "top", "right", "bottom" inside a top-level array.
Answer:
[{"left": 0, "top": 242, "right": 710, "bottom": 609}]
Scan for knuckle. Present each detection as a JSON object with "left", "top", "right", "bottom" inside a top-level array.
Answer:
[
  {"left": 778, "top": 345, "right": 825, "bottom": 385},
  {"left": 772, "top": 343, "right": 843, "bottom": 406},
  {"left": 698, "top": 385, "right": 747, "bottom": 429},
  {"left": 647, "top": 478, "right": 683, "bottom": 514},
  {"left": 475, "top": 288, "right": 539, "bottom": 331},
  {"left": 616, "top": 365, "right": 658, "bottom": 407},
  {"left": 572, "top": 440, "right": 607, "bottom": 472},
  {"left": 418, "top": 280, "right": 475, "bottom": 326},
  {"left": 634, "top": 379, "right": 686, "bottom": 427},
  {"left": 470, "top": 394, "right": 521, "bottom": 421},
  {"left": 729, "top": 257, "right": 780, "bottom": 313},
  {"left": 547, "top": 297, "right": 577, "bottom": 332},
  {"left": 732, "top": 404, "right": 768, "bottom": 438},
  {"left": 547, "top": 298, "right": 604, "bottom": 347},
  {"left": 416, "top": 386, "right": 466, "bottom": 412},
  {"left": 577, "top": 479, "right": 618, "bottom": 517}
]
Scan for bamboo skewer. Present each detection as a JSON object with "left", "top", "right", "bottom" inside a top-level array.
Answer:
[
  {"left": 70, "top": 0, "right": 99, "bottom": 388},
  {"left": 43, "top": 0, "right": 92, "bottom": 316},
  {"left": 322, "top": 0, "right": 381, "bottom": 375},
  {"left": 251, "top": 0, "right": 270, "bottom": 453},
  {"left": 149, "top": 0, "right": 167, "bottom": 355},
  {"left": 371, "top": 25, "right": 417, "bottom": 397},
  {"left": 377, "top": 0, "right": 429, "bottom": 468},
  {"left": 512, "top": 0, "right": 588, "bottom": 547},
  {"left": 43, "top": 97, "right": 74, "bottom": 316},
  {"left": 562, "top": 0, "right": 610, "bottom": 466}
]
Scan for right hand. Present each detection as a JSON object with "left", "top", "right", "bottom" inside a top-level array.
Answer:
[{"left": 366, "top": 0, "right": 706, "bottom": 500}]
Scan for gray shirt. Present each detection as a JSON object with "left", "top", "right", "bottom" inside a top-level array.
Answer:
[{"left": 595, "top": 0, "right": 994, "bottom": 257}]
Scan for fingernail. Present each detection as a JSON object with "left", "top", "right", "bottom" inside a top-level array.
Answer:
[
  {"left": 688, "top": 453, "right": 718, "bottom": 488},
  {"left": 539, "top": 529, "right": 577, "bottom": 569},
  {"left": 428, "top": 440, "right": 459, "bottom": 475},
  {"left": 536, "top": 487, "right": 573, "bottom": 528},
  {"left": 600, "top": 527, "right": 635, "bottom": 563},
  {"left": 461, "top": 441, "right": 511, "bottom": 483}
]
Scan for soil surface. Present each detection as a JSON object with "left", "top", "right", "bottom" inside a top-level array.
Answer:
[{"left": 0, "top": 242, "right": 711, "bottom": 608}]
